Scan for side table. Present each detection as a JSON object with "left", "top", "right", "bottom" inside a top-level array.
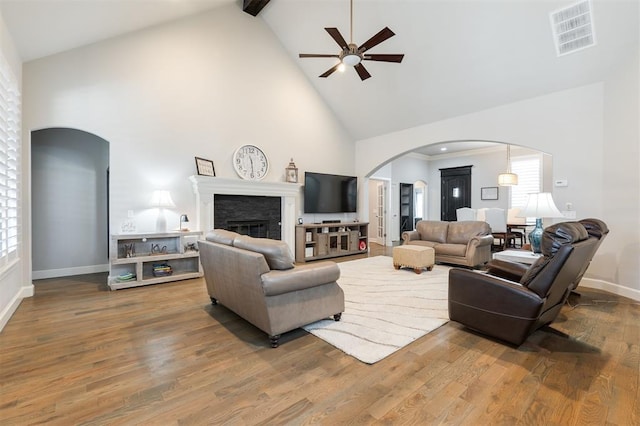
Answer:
[{"left": 492, "top": 249, "right": 541, "bottom": 265}]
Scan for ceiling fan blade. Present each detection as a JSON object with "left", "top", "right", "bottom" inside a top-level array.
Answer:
[
  {"left": 354, "top": 63, "right": 371, "bottom": 81},
  {"left": 325, "top": 28, "right": 349, "bottom": 49},
  {"left": 299, "top": 54, "right": 340, "bottom": 58},
  {"left": 319, "top": 63, "right": 340, "bottom": 78},
  {"left": 358, "top": 27, "right": 395, "bottom": 53},
  {"left": 363, "top": 54, "right": 404, "bottom": 63}
]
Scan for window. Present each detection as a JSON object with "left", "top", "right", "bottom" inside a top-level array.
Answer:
[
  {"left": 0, "top": 53, "right": 20, "bottom": 269},
  {"left": 510, "top": 154, "right": 541, "bottom": 209}
]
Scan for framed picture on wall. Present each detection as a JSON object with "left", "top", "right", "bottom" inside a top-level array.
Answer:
[
  {"left": 481, "top": 186, "right": 499, "bottom": 200},
  {"left": 195, "top": 157, "right": 215, "bottom": 177}
]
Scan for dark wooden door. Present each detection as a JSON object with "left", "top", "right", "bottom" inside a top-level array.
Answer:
[
  {"left": 399, "top": 183, "right": 414, "bottom": 234},
  {"left": 440, "top": 166, "right": 472, "bottom": 221}
]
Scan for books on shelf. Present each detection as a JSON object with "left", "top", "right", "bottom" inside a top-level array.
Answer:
[
  {"left": 116, "top": 273, "right": 136, "bottom": 282},
  {"left": 152, "top": 262, "right": 173, "bottom": 277}
]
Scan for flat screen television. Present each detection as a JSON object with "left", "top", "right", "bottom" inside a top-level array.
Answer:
[{"left": 304, "top": 172, "right": 357, "bottom": 214}]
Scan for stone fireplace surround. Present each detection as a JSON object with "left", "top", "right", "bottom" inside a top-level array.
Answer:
[{"left": 189, "top": 176, "right": 302, "bottom": 252}]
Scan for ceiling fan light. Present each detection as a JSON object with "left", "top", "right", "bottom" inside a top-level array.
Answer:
[
  {"left": 342, "top": 54, "right": 361, "bottom": 66},
  {"left": 337, "top": 62, "right": 346, "bottom": 73}
]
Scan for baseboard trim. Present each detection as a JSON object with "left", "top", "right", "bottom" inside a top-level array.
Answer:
[
  {"left": 579, "top": 278, "right": 640, "bottom": 302},
  {"left": 32, "top": 264, "right": 109, "bottom": 280},
  {"left": 0, "top": 284, "right": 34, "bottom": 332}
]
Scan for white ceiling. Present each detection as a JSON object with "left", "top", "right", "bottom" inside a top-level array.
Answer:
[{"left": 1, "top": 0, "right": 638, "bottom": 150}]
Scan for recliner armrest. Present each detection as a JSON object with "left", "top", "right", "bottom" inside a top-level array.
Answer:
[
  {"left": 261, "top": 261, "right": 340, "bottom": 296},
  {"left": 448, "top": 268, "right": 543, "bottom": 318},
  {"left": 485, "top": 259, "right": 530, "bottom": 282}
]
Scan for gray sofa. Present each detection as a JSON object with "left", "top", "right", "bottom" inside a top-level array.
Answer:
[
  {"left": 401, "top": 220, "right": 493, "bottom": 268},
  {"left": 199, "top": 229, "right": 345, "bottom": 347}
]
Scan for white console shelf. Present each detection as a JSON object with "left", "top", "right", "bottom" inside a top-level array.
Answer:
[{"left": 109, "top": 231, "right": 203, "bottom": 290}]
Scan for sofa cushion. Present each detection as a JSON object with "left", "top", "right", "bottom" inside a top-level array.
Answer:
[
  {"left": 261, "top": 261, "right": 340, "bottom": 296},
  {"left": 416, "top": 221, "right": 449, "bottom": 244},
  {"left": 233, "top": 235, "right": 295, "bottom": 270},
  {"left": 206, "top": 229, "right": 240, "bottom": 246},
  {"left": 447, "top": 221, "right": 490, "bottom": 245},
  {"left": 405, "top": 240, "right": 439, "bottom": 249},
  {"left": 433, "top": 243, "right": 467, "bottom": 257}
]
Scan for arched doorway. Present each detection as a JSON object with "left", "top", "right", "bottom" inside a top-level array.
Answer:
[{"left": 31, "top": 128, "right": 110, "bottom": 279}]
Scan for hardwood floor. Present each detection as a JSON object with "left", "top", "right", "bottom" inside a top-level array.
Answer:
[{"left": 2, "top": 246, "right": 638, "bottom": 425}]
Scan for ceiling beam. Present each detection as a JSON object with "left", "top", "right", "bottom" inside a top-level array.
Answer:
[{"left": 243, "top": 0, "right": 271, "bottom": 17}]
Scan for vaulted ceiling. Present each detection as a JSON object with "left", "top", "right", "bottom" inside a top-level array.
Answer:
[{"left": 1, "top": 0, "right": 638, "bottom": 146}]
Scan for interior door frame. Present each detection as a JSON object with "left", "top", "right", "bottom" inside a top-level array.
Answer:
[
  {"left": 368, "top": 178, "right": 389, "bottom": 246},
  {"left": 440, "top": 165, "right": 472, "bottom": 221}
]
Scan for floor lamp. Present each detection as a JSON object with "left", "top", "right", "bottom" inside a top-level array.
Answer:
[
  {"left": 519, "top": 192, "right": 564, "bottom": 253},
  {"left": 150, "top": 190, "right": 175, "bottom": 233}
]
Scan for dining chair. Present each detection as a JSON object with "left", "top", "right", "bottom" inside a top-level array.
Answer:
[
  {"left": 485, "top": 208, "right": 517, "bottom": 250},
  {"left": 456, "top": 207, "right": 476, "bottom": 221},
  {"left": 507, "top": 208, "right": 526, "bottom": 248},
  {"left": 476, "top": 208, "right": 488, "bottom": 222}
]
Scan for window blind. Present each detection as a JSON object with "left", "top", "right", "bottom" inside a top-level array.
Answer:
[
  {"left": 510, "top": 154, "right": 541, "bottom": 210},
  {"left": 0, "top": 53, "right": 20, "bottom": 269}
]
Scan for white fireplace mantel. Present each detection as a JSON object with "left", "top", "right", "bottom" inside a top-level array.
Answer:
[{"left": 189, "top": 175, "right": 302, "bottom": 251}]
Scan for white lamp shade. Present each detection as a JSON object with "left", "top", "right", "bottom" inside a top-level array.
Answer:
[
  {"left": 498, "top": 173, "right": 519, "bottom": 186},
  {"left": 150, "top": 190, "right": 175, "bottom": 208},
  {"left": 519, "top": 193, "right": 565, "bottom": 218}
]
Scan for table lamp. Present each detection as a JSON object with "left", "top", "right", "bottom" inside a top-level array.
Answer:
[
  {"left": 150, "top": 190, "right": 175, "bottom": 232},
  {"left": 179, "top": 214, "right": 189, "bottom": 231},
  {"left": 518, "top": 192, "right": 565, "bottom": 253}
]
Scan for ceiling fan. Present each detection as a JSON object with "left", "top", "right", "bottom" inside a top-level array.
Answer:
[{"left": 298, "top": 0, "right": 404, "bottom": 81}]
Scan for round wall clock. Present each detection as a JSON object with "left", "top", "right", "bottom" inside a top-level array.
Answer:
[{"left": 233, "top": 144, "right": 269, "bottom": 180}]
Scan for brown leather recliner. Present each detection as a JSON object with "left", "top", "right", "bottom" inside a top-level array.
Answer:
[
  {"left": 571, "top": 218, "right": 609, "bottom": 292},
  {"left": 448, "top": 222, "right": 599, "bottom": 346},
  {"left": 485, "top": 218, "right": 609, "bottom": 291}
]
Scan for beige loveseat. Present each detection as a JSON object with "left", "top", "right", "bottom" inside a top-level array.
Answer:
[
  {"left": 199, "top": 229, "right": 345, "bottom": 347},
  {"left": 401, "top": 220, "right": 493, "bottom": 268}
]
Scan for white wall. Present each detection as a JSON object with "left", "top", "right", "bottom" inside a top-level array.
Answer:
[
  {"left": 0, "top": 9, "right": 30, "bottom": 332},
  {"left": 23, "top": 4, "right": 354, "bottom": 233},
  {"left": 22, "top": 5, "right": 354, "bottom": 281},
  {"left": 31, "top": 128, "right": 109, "bottom": 278},
  {"left": 356, "top": 82, "right": 640, "bottom": 298}
]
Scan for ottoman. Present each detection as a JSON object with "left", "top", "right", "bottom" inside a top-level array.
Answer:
[{"left": 393, "top": 245, "right": 435, "bottom": 274}]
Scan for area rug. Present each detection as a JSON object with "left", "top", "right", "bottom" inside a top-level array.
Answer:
[{"left": 303, "top": 256, "right": 450, "bottom": 364}]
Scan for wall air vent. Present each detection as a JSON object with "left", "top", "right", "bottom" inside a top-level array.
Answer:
[{"left": 550, "top": 0, "right": 596, "bottom": 56}]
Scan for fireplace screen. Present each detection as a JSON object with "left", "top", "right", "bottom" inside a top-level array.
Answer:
[{"left": 214, "top": 195, "right": 281, "bottom": 240}]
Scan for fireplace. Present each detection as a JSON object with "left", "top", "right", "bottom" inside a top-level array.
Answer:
[
  {"left": 227, "top": 220, "right": 270, "bottom": 238},
  {"left": 189, "top": 176, "right": 302, "bottom": 252},
  {"left": 214, "top": 194, "right": 281, "bottom": 240}
]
